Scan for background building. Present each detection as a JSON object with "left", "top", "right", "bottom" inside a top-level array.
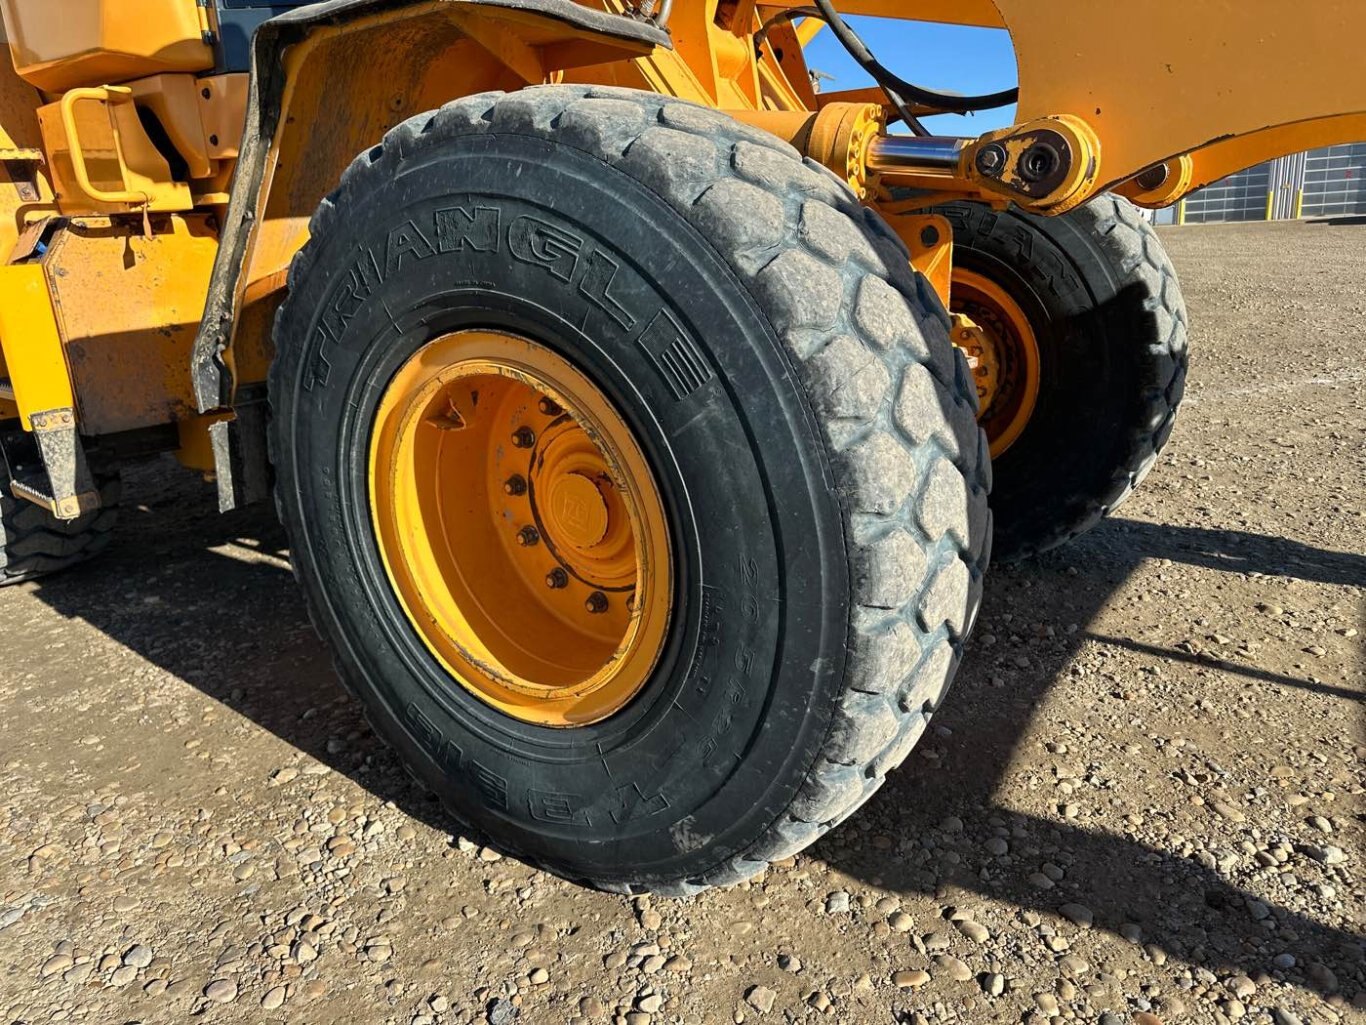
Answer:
[{"left": 1154, "top": 143, "right": 1366, "bottom": 224}]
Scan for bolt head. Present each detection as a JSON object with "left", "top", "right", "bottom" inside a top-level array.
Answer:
[
  {"left": 503, "top": 475, "right": 527, "bottom": 496},
  {"left": 512, "top": 426, "right": 536, "bottom": 449},
  {"left": 975, "top": 143, "right": 1007, "bottom": 176},
  {"left": 585, "top": 591, "right": 608, "bottom": 614},
  {"left": 537, "top": 397, "right": 562, "bottom": 417},
  {"left": 919, "top": 225, "right": 941, "bottom": 248},
  {"left": 545, "top": 568, "right": 568, "bottom": 589},
  {"left": 517, "top": 526, "right": 540, "bottom": 547}
]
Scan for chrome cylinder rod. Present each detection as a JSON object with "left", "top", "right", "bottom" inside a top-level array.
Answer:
[{"left": 867, "top": 136, "right": 969, "bottom": 174}]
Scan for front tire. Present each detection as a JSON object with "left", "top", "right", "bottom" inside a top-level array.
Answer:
[{"left": 271, "top": 86, "right": 989, "bottom": 893}]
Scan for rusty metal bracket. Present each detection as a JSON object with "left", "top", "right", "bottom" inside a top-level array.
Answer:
[{"left": 10, "top": 407, "right": 100, "bottom": 520}]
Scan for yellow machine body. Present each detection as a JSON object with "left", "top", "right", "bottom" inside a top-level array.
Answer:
[{"left": 0, "top": 0, "right": 1363, "bottom": 507}]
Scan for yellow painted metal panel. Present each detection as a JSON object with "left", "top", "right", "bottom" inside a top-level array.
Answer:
[
  {"left": 45, "top": 215, "right": 217, "bottom": 433},
  {"left": 0, "top": 263, "right": 74, "bottom": 430},
  {"left": 0, "top": 0, "right": 212, "bottom": 92}
]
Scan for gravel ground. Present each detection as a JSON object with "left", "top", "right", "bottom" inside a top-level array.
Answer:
[{"left": 1, "top": 220, "right": 1362, "bottom": 1025}]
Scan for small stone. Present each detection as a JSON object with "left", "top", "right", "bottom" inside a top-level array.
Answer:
[
  {"left": 824, "top": 891, "right": 850, "bottom": 914},
  {"left": 110, "top": 964, "right": 138, "bottom": 986},
  {"left": 578, "top": 996, "right": 604, "bottom": 1017},
  {"left": 261, "top": 986, "right": 287, "bottom": 1010},
  {"left": 1272, "top": 953, "right": 1296, "bottom": 970},
  {"left": 367, "top": 943, "right": 393, "bottom": 963},
  {"left": 40, "top": 954, "right": 73, "bottom": 978},
  {"left": 984, "top": 837, "right": 1009, "bottom": 856},
  {"left": 893, "top": 970, "right": 930, "bottom": 989},
  {"left": 528, "top": 967, "right": 549, "bottom": 985},
  {"left": 746, "top": 985, "right": 777, "bottom": 1014},
  {"left": 1133, "top": 1014, "right": 1163, "bottom": 1025},
  {"left": 639, "top": 908, "right": 662, "bottom": 930},
  {"left": 1307, "top": 963, "right": 1338, "bottom": 991},
  {"left": 1035, "top": 993, "right": 1059, "bottom": 1015},
  {"left": 1307, "top": 815, "right": 1332, "bottom": 834},
  {"left": 204, "top": 979, "right": 238, "bottom": 1003},
  {"left": 888, "top": 911, "right": 914, "bottom": 933},
  {"left": 123, "top": 944, "right": 154, "bottom": 968},
  {"left": 636, "top": 994, "right": 662, "bottom": 1013},
  {"left": 935, "top": 955, "right": 972, "bottom": 982},
  {"left": 778, "top": 953, "right": 802, "bottom": 973},
  {"left": 1058, "top": 902, "right": 1093, "bottom": 928},
  {"left": 1059, "top": 954, "right": 1089, "bottom": 976},
  {"left": 955, "top": 919, "right": 989, "bottom": 943},
  {"left": 1211, "top": 799, "right": 1246, "bottom": 823},
  {"left": 982, "top": 972, "right": 1005, "bottom": 997},
  {"left": 1271, "top": 1010, "right": 1303, "bottom": 1025},
  {"left": 1229, "top": 975, "right": 1256, "bottom": 999}
]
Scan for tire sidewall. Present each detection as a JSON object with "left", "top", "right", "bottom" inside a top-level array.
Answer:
[
  {"left": 272, "top": 132, "right": 849, "bottom": 884},
  {"left": 946, "top": 202, "right": 1166, "bottom": 552}
]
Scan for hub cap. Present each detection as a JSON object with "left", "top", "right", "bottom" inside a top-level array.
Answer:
[
  {"left": 369, "top": 331, "right": 672, "bottom": 726},
  {"left": 951, "top": 267, "right": 1042, "bottom": 458}
]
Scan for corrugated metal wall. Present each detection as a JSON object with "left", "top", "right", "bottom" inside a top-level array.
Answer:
[{"left": 1152, "top": 144, "right": 1366, "bottom": 224}]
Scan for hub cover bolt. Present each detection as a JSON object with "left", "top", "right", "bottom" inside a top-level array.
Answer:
[
  {"left": 512, "top": 426, "right": 536, "bottom": 448},
  {"left": 517, "top": 526, "right": 540, "bottom": 547},
  {"left": 585, "top": 591, "right": 608, "bottom": 614},
  {"left": 545, "top": 568, "right": 568, "bottom": 589},
  {"left": 537, "top": 397, "right": 562, "bottom": 416},
  {"left": 503, "top": 475, "right": 527, "bottom": 496}
]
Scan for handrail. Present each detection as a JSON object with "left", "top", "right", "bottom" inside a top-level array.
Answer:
[{"left": 58, "top": 86, "right": 151, "bottom": 208}]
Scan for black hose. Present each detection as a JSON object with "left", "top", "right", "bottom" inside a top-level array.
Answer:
[
  {"left": 754, "top": 6, "right": 929, "bottom": 136},
  {"left": 811, "top": 0, "right": 1018, "bottom": 113}
]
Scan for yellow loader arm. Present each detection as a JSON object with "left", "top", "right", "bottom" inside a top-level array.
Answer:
[{"left": 764, "top": 0, "right": 1366, "bottom": 213}]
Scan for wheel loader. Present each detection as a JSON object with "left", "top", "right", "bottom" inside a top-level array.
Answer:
[{"left": 0, "top": 0, "right": 1361, "bottom": 894}]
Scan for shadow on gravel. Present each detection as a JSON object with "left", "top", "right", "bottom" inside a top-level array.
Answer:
[
  {"left": 819, "top": 520, "right": 1364, "bottom": 1000},
  {"left": 27, "top": 460, "right": 1365, "bottom": 999}
]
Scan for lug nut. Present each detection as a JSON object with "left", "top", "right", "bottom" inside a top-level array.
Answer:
[
  {"left": 545, "top": 568, "right": 568, "bottom": 589},
  {"left": 585, "top": 591, "right": 608, "bottom": 614},
  {"left": 503, "top": 474, "right": 527, "bottom": 496},
  {"left": 512, "top": 426, "right": 536, "bottom": 448},
  {"left": 537, "top": 397, "right": 562, "bottom": 416},
  {"left": 919, "top": 225, "right": 940, "bottom": 248},
  {"left": 517, "top": 526, "right": 540, "bottom": 547}
]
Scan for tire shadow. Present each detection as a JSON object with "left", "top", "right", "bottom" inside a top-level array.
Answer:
[{"left": 24, "top": 456, "right": 1365, "bottom": 1001}]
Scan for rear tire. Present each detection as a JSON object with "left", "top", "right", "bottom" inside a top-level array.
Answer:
[
  {"left": 940, "top": 195, "right": 1188, "bottom": 560},
  {"left": 271, "top": 86, "right": 989, "bottom": 893},
  {"left": 0, "top": 445, "right": 119, "bottom": 586}
]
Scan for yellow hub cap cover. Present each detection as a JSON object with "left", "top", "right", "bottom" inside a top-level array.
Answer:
[
  {"left": 951, "top": 267, "right": 1042, "bottom": 458},
  {"left": 369, "top": 331, "right": 672, "bottom": 726}
]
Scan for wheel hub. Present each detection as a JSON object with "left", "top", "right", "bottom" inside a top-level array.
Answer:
[
  {"left": 950, "top": 267, "right": 1042, "bottom": 458},
  {"left": 368, "top": 331, "right": 672, "bottom": 726}
]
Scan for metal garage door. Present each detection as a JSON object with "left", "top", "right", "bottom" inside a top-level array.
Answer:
[
  {"left": 1182, "top": 162, "right": 1272, "bottom": 223},
  {"left": 1301, "top": 144, "right": 1366, "bottom": 218}
]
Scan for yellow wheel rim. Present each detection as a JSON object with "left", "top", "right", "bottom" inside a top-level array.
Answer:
[
  {"left": 951, "top": 268, "right": 1042, "bottom": 458},
  {"left": 369, "top": 330, "right": 672, "bottom": 727}
]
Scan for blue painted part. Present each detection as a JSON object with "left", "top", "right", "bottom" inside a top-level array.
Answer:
[{"left": 212, "top": 2, "right": 315, "bottom": 71}]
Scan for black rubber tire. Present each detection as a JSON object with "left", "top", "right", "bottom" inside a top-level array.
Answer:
[
  {"left": 270, "top": 86, "right": 990, "bottom": 894},
  {"left": 0, "top": 452, "right": 120, "bottom": 586},
  {"left": 938, "top": 195, "right": 1188, "bottom": 560}
]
